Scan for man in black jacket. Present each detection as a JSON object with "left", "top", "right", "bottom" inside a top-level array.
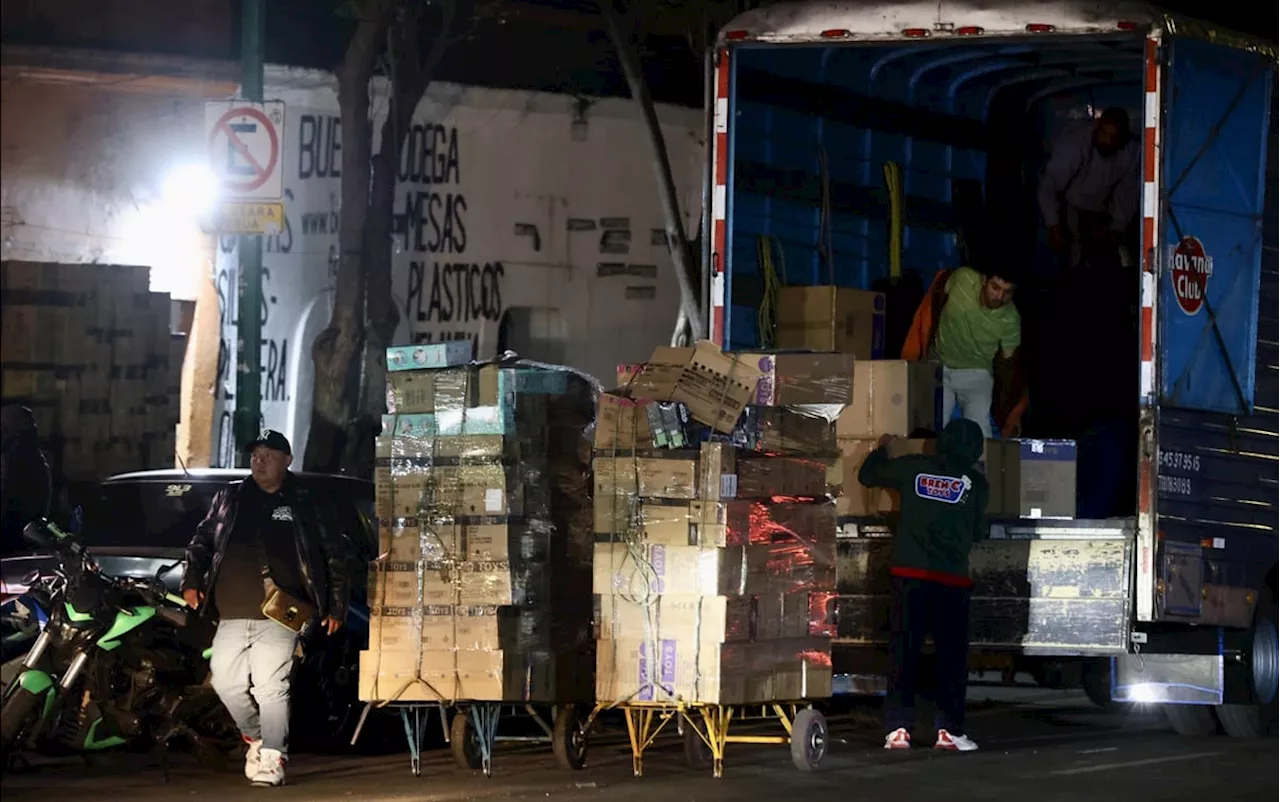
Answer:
[
  {"left": 181, "top": 431, "right": 350, "bottom": 788},
  {"left": 858, "top": 419, "right": 988, "bottom": 753}
]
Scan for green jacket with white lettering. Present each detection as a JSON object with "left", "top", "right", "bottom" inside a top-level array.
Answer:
[{"left": 857, "top": 419, "right": 989, "bottom": 587}]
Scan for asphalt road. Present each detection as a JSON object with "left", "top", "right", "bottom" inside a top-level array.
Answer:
[{"left": 3, "top": 689, "right": 1276, "bottom": 802}]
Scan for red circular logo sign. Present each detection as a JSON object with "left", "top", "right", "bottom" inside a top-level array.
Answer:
[{"left": 1171, "top": 236, "right": 1212, "bottom": 316}]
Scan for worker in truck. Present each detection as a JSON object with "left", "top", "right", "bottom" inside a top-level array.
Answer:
[
  {"left": 1038, "top": 107, "right": 1141, "bottom": 271},
  {"left": 858, "top": 418, "right": 987, "bottom": 752},
  {"left": 930, "top": 265, "right": 1022, "bottom": 439}
]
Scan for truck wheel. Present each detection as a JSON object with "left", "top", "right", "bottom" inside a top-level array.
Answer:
[
  {"left": 1164, "top": 704, "right": 1218, "bottom": 737},
  {"left": 1216, "top": 588, "right": 1278, "bottom": 739},
  {"left": 1081, "top": 659, "right": 1115, "bottom": 711}
]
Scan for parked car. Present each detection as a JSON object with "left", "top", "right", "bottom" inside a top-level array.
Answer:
[{"left": 0, "top": 468, "right": 379, "bottom": 753}]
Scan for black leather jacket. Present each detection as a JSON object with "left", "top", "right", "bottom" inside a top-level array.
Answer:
[{"left": 180, "top": 474, "right": 351, "bottom": 622}]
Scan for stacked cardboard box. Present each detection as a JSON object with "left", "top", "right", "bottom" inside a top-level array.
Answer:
[
  {"left": 592, "top": 342, "right": 849, "bottom": 704},
  {"left": 0, "top": 261, "right": 181, "bottom": 482},
  {"left": 829, "top": 360, "right": 1078, "bottom": 519},
  {"left": 358, "top": 346, "right": 596, "bottom": 704}
]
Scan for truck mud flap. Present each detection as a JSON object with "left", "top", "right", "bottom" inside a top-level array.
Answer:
[
  {"left": 834, "top": 519, "right": 1134, "bottom": 655},
  {"left": 1112, "top": 653, "right": 1224, "bottom": 705}
]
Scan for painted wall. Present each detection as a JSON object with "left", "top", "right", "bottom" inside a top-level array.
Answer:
[
  {"left": 0, "top": 75, "right": 230, "bottom": 470},
  {"left": 209, "top": 68, "right": 705, "bottom": 467}
]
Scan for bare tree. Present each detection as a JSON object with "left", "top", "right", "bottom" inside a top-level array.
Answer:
[
  {"left": 305, "top": 0, "right": 488, "bottom": 475},
  {"left": 598, "top": 0, "right": 752, "bottom": 345},
  {"left": 599, "top": 0, "right": 705, "bottom": 343}
]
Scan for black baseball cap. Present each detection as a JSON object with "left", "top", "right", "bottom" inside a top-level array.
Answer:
[{"left": 247, "top": 430, "right": 292, "bottom": 456}]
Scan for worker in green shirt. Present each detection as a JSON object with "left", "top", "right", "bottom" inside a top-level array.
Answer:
[{"left": 932, "top": 266, "right": 1021, "bottom": 438}]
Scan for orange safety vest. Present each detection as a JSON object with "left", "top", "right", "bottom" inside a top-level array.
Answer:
[{"left": 900, "top": 269, "right": 1028, "bottom": 436}]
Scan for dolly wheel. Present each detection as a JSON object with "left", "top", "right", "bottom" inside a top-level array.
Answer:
[
  {"left": 552, "top": 705, "right": 588, "bottom": 770},
  {"left": 790, "top": 708, "right": 828, "bottom": 772}
]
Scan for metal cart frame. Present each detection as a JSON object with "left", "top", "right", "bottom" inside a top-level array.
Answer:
[
  {"left": 582, "top": 700, "right": 828, "bottom": 778},
  {"left": 353, "top": 700, "right": 589, "bottom": 777}
]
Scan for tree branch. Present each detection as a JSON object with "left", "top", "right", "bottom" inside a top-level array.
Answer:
[{"left": 600, "top": 0, "right": 706, "bottom": 337}]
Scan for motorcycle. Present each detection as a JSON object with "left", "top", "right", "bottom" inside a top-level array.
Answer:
[
  {"left": 1, "top": 582, "right": 52, "bottom": 689},
  {"left": 0, "top": 519, "right": 236, "bottom": 770}
]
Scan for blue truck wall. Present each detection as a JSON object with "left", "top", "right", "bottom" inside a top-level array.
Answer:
[{"left": 1156, "top": 75, "right": 1279, "bottom": 596}]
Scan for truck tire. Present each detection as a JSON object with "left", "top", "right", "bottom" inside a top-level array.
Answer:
[
  {"left": 1081, "top": 659, "right": 1115, "bottom": 711},
  {"left": 1163, "top": 703, "right": 1218, "bottom": 737},
  {"left": 1216, "top": 588, "right": 1278, "bottom": 739}
]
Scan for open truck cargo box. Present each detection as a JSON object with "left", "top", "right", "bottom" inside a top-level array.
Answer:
[{"left": 703, "top": 0, "right": 1277, "bottom": 706}]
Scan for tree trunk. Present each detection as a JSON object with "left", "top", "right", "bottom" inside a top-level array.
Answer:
[
  {"left": 343, "top": 4, "right": 457, "bottom": 477},
  {"left": 303, "top": 2, "right": 392, "bottom": 473},
  {"left": 600, "top": 0, "right": 706, "bottom": 338}
]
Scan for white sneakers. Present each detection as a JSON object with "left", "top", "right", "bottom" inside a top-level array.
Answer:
[
  {"left": 243, "top": 736, "right": 262, "bottom": 779},
  {"left": 884, "top": 727, "right": 912, "bottom": 749},
  {"left": 884, "top": 728, "right": 979, "bottom": 752},
  {"left": 933, "top": 729, "right": 979, "bottom": 751},
  {"left": 251, "top": 747, "right": 287, "bottom": 787}
]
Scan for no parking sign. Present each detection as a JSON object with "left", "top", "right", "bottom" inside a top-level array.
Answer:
[{"left": 204, "top": 100, "right": 285, "bottom": 233}]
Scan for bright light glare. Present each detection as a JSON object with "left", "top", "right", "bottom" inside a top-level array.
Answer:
[{"left": 162, "top": 164, "right": 220, "bottom": 219}]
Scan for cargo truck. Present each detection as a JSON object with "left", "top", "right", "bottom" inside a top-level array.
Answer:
[{"left": 702, "top": 0, "right": 1277, "bottom": 738}]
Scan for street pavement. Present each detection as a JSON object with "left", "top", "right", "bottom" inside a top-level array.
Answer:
[{"left": 3, "top": 688, "right": 1276, "bottom": 801}]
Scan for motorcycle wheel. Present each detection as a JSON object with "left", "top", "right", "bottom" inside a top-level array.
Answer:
[{"left": 0, "top": 685, "right": 41, "bottom": 769}]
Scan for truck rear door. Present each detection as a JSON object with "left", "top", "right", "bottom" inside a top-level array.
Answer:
[{"left": 1143, "top": 34, "right": 1277, "bottom": 624}]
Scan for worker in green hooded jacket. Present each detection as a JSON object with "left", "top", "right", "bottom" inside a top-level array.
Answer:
[{"left": 858, "top": 418, "right": 988, "bottom": 753}]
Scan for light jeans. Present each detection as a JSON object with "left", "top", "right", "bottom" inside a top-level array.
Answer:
[
  {"left": 942, "top": 367, "right": 994, "bottom": 439},
  {"left": 209, "top": 619, "right": 299, "bottom": 754}
]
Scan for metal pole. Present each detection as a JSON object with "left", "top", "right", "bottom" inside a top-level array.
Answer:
[{"left": 234, "top": 0, "right": 265, "bottom": 467}]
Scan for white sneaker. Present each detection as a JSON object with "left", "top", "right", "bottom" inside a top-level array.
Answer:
[
  {"left": 250, "top": 747, "right": 287, "bottom": 787},
  {"left": 884, "top": 727, "right": 912, "bottom": 749},
  {"left": 934, "top": 729, "right": 979, "bottom": 752},
  {"left": 243, "top": 736, "right": 263, "bottom": 779}
]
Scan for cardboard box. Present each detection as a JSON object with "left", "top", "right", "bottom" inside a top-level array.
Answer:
[
  {"left": 720, "top": 500, "right": 837, "bottom": 547},
  {"left": 593, "top": 393, "right": 653, "bottom": 450},
  {"left": 379, "top": 518, "right": 460, "bottom": 562},
  {"left": 594, "top": 637, "right": 833, "bottom": 704},
  {"left": 775, "top": 287, "right": 885, "bottom": 359},
  {"left": 837, "top": 361, "right": 942, "bottom": 439},
  {"left": 733, "top": 406, "right": 837, "bottom": 456},
  {"left": 739, "top": 352, "right": 856, "bottom": 406},
  {"left": 592, "top": 543, "right": 747, "bottom": 597},
  {"left": 595, "top": 594, "right": 732, "bottom": 642},
  {"left": 734, "top": 456, "right": 834, "bottom": 499},
  {"left": 594, "top": 500, "right": 727, "bottom": 547},
  {"left": 386, "top": 341, "right": 473, "bottom": 372},
  {"left": 834, "top": 438, "right": 1007, "bottom": 517},
  {"left": 1004, "top": 439, "right": 1077, "bottom": 519},
  {"left": 627, "top": 341, "right": 763, "bottom": 433}
]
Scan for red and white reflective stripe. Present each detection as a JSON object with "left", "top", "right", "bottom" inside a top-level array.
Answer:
[
  {"left": 1135, "top": 33, "right": 1162, "bottom": 623},
  {"left": 1139, "top": 35, "right": 1160, "bottom": 399},
  {"left": 710, "top": 48, "right": 731, "bottom": 347}
]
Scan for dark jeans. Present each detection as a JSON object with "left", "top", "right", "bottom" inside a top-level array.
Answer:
[{"left": 883, "top": 576, "right": 972, "bottom": 736}]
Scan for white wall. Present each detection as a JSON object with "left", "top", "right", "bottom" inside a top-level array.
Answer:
[
  {"left": 0, "top": 80, "right": 213, "bottom": 302},
  {"left": 209, "top": 67, "right": 705, "bottom": 467}
]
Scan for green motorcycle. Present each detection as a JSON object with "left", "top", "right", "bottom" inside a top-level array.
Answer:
[{"left": 0, "top": 519, "right": 235, "bottom": 770}]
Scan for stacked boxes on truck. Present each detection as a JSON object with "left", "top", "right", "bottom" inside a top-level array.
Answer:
[
  {"left": 0, "top": 261, "right": 182, "bottom": 483},
  {"left": 358, "top": 343, "right": 596, "bottom": 704},
  {"left": 592, "top": 342, "right": 851, "bottom": 704},
  {"left": 782, "top": 286, "right": 1078, "bottom": 520}
]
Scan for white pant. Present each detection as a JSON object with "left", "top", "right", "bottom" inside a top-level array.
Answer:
[
  {"left": 209, "top": 619, "right": 299, "bottom": 754},
  {"left": 942, "top": 367, "right": 994, "bottom": 439}
]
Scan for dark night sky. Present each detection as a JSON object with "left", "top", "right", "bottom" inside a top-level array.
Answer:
[
  {"left": 1, "top": 0, "right": 1274, "bottom": 107},
  {"left": 259, "top": 0, "right": 1278, "bottom": 107}
]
